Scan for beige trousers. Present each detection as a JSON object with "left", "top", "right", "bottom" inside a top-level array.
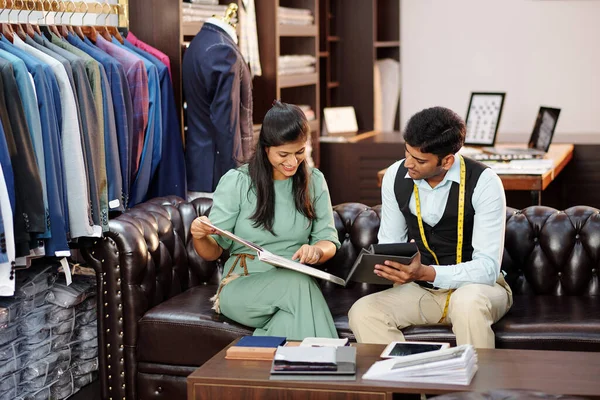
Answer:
[{"left": 348, "top": 275, "right": 513, "bottom": 349}]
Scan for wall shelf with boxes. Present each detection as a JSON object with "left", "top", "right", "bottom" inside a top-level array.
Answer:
[
  {"left": 319, "top": 0, "right": 400, "bottom": 132},
  {"left": 254, "top": 0, "right": 321, "bottom": 166}
]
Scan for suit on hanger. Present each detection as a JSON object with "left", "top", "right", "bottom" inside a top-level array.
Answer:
[
  {"left": 13, "top": 35, "right": 99, "bottom": 238},
  {"left": 0, "top": 39, "right": 70, "bottom": 254},
  {"left": 35, "top": 34, "right": 108, "bottom": 231},
  {"left": 51, "top": 34, "right": 124, "bottom": 213},
  {"left": 0, "top": 58, "right": 45, "bottom": 254},
  {"left": 182, "top": 22, "right": 253, "bottom": 193},
  {"left": 123, "top": 38, "right": 186, "bottom": 200},
  {"left": 0, "top": 52, "right": 49, "bottom": 240},
  {"left": 110, "top": 38, "right": 161, "bottom": 207},
  {"left": 69, "top": 33, "right": 133, "bottom": 207}
]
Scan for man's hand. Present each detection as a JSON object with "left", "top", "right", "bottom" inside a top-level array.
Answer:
[
  {"left": 190, "top": 216, "right": 217, "bottom": 241},
  {"left": 374, "top": 244, "right": 436, "bottom": 284},
  {"left": 292, "top": 245, "right": 324, "bottom": 265}
]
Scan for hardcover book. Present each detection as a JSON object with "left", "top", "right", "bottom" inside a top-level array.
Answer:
[{"left": 225, "top": 336, "right": 287, "bottom": 361}]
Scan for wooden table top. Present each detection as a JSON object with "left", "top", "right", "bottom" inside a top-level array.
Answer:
[
  {"left": 377, "top": 144, "right": 574, "bottom": 191},
  {"left": 188, "top": 342, "right": 600, "bottom": 397}
]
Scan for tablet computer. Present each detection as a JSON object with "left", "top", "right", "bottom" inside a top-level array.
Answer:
[{"left": 380, "top": 341, "right": 451, "bottom": 358}]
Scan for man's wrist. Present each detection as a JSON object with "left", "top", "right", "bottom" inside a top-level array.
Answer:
[{"left": 418, "top": 264, "right": 436, "bottom": 282}]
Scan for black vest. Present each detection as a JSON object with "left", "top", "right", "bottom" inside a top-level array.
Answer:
[{"left": 394, "top": 157, "right": 488, "bottom": 266}]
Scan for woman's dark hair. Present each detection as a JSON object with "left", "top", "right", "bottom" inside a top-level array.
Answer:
[
  {"left": 248, "top": 100, "right": 315, "bottom": 234},
  {"left": 403, "top": 107, "right": 466, "bottom": 162}
]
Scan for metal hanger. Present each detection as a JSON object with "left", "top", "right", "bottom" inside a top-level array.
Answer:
[
  {"left": 70, "top": 0, "right": 84, "bottom": 39},
  {"left": 105, "top": 0, "right": 123, "bottom": 43},
  {"left": 81, "top": 0, "right": 99, "bottom": 41},
  {"left": 58, "top": 0, "right": 74, "bottom": 37},
  {"left": 47, "top": 0, "right": 61, "bottom": 36},
  {"left": 25, "top": 1, "right": 42, "bottom": 37},
  {"left": 94, "top": 0, "right": 111, "bottom": 41},
  {"left": 1, "top": 0, "right": 16, "bottom": 42},
  {"left": 9, "top": 0, "right": 29, "bottom": 40}
]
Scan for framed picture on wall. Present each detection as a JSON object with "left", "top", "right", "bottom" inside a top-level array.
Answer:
[{"left": 464, "top": 92, "right": 506, "bottom": 146}]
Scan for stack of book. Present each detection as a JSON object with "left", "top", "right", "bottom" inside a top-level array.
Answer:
[
  {"left": 269, "top": 344, "right": 356, "bottom": 381},
  {"left": 362, "top": 345, "right": 478, "bottom": 386},
  {"left": 225, "top": 336, "right": 287, "bottom": 361}
]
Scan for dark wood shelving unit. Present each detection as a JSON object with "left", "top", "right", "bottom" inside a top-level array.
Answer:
[
  {"left": 255, "top": 0, "right": 321, "bottom": 166},
  {"left": 319, "top": 0, "right": 400, "bottom": 132}
]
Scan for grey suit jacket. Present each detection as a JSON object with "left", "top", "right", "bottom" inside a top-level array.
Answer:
[
  {"left": 13, "top": 35, "right": 98, "bottom": 238},
  {"left": 35, "top": 34, "right": 108, "bottom": 231}
]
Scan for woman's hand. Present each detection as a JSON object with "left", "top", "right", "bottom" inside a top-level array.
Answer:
[
  {"left": 191, "top": 216, "right": 216, "bottom": 241},
  {"left": 292, "top": 244, "right": 324, "bottom": 265}
]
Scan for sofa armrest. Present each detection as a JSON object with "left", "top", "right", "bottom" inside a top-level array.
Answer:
[{"left": 82, "top": 218, "right": 154, "bottom": 400}]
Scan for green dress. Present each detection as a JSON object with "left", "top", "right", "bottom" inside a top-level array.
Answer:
[{"left": 209, "top": 165, "right": 341, "bottom": 340}]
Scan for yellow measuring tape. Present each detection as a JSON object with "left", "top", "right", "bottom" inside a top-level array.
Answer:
[{"left": 413, "top": 155, "right": 466, "bottom": 323}]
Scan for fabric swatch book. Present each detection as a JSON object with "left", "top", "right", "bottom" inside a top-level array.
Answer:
[
  {"left": 362, "top": 344, "right": 478, "bottom": 386},
  {"left": 200, "top": 220, "right": 418, "bottom": 287},
  {"left": 225, "top": 336, "right": 287, "bottom": 361}
]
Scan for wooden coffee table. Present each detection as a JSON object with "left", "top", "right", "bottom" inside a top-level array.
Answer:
[{"left": 187, "top": 342, "right": 600, "bottom": 400}]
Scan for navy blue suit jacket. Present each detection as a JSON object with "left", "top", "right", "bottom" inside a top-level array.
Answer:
[{"left": 182, "top": 23, "right": 253, "bottom": 192}]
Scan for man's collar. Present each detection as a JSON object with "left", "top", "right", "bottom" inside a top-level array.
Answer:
[{"left": 404, "top": 155, "right": 462, "bottom": 186}]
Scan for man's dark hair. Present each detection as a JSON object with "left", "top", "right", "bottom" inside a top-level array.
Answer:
[{"left": 403, "top": 107, "right": 466, "bottom": 159}]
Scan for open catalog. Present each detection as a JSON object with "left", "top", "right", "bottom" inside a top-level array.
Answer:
[{"left": 200, "top": 220, "right": 418, "bottom": 287}]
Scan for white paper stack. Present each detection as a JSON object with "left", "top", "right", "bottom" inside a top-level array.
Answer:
[
  {"left": 300, "top": 337, "right": 349, "bottom": 348},
  {"left": 362, "top": 345, "right": 478, "bottom": 386},
  {"left": 484, "top": 159, "right": 554, "bottom": 175}
]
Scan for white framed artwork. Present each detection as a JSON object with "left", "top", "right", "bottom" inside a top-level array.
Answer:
[{"left": 464, "top": 92, "right": 506, "bottom": 146}]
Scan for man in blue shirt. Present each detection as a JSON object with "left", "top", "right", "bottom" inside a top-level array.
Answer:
[{"left": 349, "top": 107, "right": 513, "bottom": 349}]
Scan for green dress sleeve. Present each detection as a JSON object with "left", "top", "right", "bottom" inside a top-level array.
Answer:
[
  {"left": 309, "top": 169, "right": 341, "bottom": 249},
  {"left": 208, "top": 168, "right": 247, "bottom": 251}
]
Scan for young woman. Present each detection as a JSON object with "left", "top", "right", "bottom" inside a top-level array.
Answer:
[{"left": 190, "top": 101, "right": 340, "bottom": 340}]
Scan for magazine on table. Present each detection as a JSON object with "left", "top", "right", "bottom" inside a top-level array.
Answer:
[
  {"left": 200, "top": 220, "right": 418, "bottom": 287},
  {"left": 362, "top": 344, "right": 478, "bottom": 386}
]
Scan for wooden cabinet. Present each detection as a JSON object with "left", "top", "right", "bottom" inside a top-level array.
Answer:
[
  {"left": 254, "top": 0, "right": 321, "bottom": 165},
  {"left": 319, "top": 132, "right": 405, "bottom": 206},
  {"left": 319, "top": 0, "right": 400, "bottom": 132}
]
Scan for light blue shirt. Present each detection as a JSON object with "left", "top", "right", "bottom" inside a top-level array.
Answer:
[{"left": 378, "top": 155, "right": 506, "bottom": 289}]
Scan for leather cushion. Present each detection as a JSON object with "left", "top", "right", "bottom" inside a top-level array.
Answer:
[
  {"left": 137, "top": 286, "right": 252, "bottom": 366},
  {"left": 493, "top": 295, "right": 600, "bottom": 351}
]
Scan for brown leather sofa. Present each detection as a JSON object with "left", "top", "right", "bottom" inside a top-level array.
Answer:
[{"left": 82, "top": 197, "right": 600, "bottom": 400}]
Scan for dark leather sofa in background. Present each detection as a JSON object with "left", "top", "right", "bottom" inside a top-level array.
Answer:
[{"left": 82, "top": 197, "right": 600, "bottom": 400}]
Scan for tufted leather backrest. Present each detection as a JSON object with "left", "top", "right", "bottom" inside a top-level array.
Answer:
[
  {"left": 96, "top": 199, "right": 600, "bottom": 306},
  {"left": 502, "top": 206, "right": 600, "bottom": 295},
  {"left": 113, "top": 196, "right": 223, "bottom": 306}
]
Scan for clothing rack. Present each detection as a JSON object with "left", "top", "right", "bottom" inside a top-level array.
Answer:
[{"left": 1, "top": 0, "right": 129, "bottom": 28}]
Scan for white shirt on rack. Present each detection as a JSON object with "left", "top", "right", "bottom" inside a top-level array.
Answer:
[{"left": 378, "top": 156, "right": 506, "bottom": 289}]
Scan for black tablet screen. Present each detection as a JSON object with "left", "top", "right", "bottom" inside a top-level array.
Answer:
[{"left": 388, "top": 343, "right": 444, "bottom": 356}]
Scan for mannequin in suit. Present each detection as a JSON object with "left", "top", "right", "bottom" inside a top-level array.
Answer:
[{"left": 182, "top": 13, "right": 253, "bottom": 199}]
